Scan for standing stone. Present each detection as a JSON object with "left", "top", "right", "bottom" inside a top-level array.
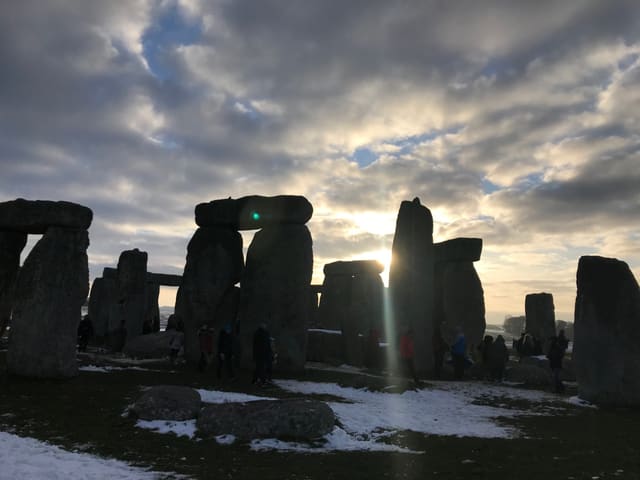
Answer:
[
  {"left": 525, "top": 293, "right": 556, "bottom": 344},
  {"left": 176, "top": 227, "right": 243, "bottom": 363},
  {"left": 438, "top": 262, "right": 485, "bottom": 350},
  {"left": 388, "top": 197, "right": 434, "bottom": 375},
  {"left": 574, "top": 256, "right": 640, "bottom": 406},
  {"left": 238, "top": 225, "right": 313, "bottom": 372},
  {"left": 144, "top": 282, "right": 161, "bottom": 333},
  {"left": 88, "top": 276, "right": 118, "bottom": 340},
  {"left": 7, "top": 227, "right": 89, "bottom": 377},
  {"left": 318, "top": 260, "right": 384, "bottom": 366},
  {"left": 0, "top": 231, "right": 27, "bottom": 337},
  {"left": 118, "top": 249, "right": 148, "bottom": 342}
]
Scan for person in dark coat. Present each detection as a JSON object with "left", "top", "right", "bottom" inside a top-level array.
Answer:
[
  {"left": 432, "top": 327, "right": 448, "bottom": 380},
  {"left": 217, "top": 323, "right": 235, "bottom": 380},
  {"left": 77, "top": 315, "right": 94, "bottom": 352},
  {"left": 487, "top": 335, "right": 509, "bottom": 382},
  {"left": 198, "top": 326, "right": 214, "bottom": 372},
  {"left": 557, "top": 329, "right": 569, "bottom": 351},
  {"left": 547, "top": 336, "right": 566, "bottom": 393},
  {"left": 399, "top": 327, "right": 419, "bottom": 384},
  {"left": 252, "top": 323, "right": 272, "bottom": 385}
]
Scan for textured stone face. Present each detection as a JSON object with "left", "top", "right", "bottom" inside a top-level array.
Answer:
[
  {"left": 176, "top": 227, "right": 244, "bottom": 363},
  {"left": 117, "top": 249, "right": 148, "bottom": 341},
  {"left": 0, "top": 231, "right": 27, "bottom": 336},
  {"left": 131, "top": 385, "right": 201, "bottom": 421},
  {"left": 195, "top": 195, "right": 313, "bottom": 230},
  {"left": 7, "top": 227, "right": 89, "bottom": 378},
  {"left": 525, "top": 292, "right": 556, "bottom": 343},
  {"left": 197, "top": 399, "right": 335, "bottom": 440},
  {"left": 144, "top": 282, "right": 161, "bottom": 333},
  {"left": 389, "top": 198, "right": 434, "bottom": 375},
  {"left": 88, "top": 277, "right": 118, "bottom": 338},
  {"left": 434, "top": 238, "right": 483, "bottom": 263},
  {"left": 0, "top": 198, "right": 93, "bottom": 234},
  {"left": 323, "top": 260, "right": 384, "bottom": 276},
  {"left": 574, "top": 255, "right": 640, "bottom": 406},
  {"left": 238, "top": 225, "right": 312, "bottom": 372},
  {"left": 438, "top": 262, "right": 486, "bottom": 349}
]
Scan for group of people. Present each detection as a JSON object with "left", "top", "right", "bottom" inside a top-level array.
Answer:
[
  {"left": 477, "top": 334, "right": 510, "bottom": 381},
  {"left": 193, "top": 322, "right": 275, "bottom": 386}
]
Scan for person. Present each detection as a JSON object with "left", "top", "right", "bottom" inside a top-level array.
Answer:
[
  {"left": 399, "top": 327, "right": 419, "bottom": 384},
  {"left": 77, "top": 315, "right": 94, "bottom": 352},
  {"left": 478, "top": 335, "right": 494, "bottom": 365},
  {"left": 487, "top": 335, "right": 509, "bottom": 382},
  {"left": 217, "top": 323, "right": 235, "bottom": 380},
  {"left": 198, "top": 325, "right": 214, "bottom": 372},
  {"left": 451, "top": 327, "right": 467, "bottom": 380},
  {"left": 557, "top": 329, "right": 569, "bottom": 351},
  {"left": 515, "top": 333, "right": 525, "bottom": 362},
  {"left": 252, "top": 323, "right": 272, "bottom": 385},
  {"left": 432, "top": 327, "right": 448, "bottom": 380},
  {"left": 547, "top": 335, "right": 566, "bottom": 393},
  {"left": 168, "top": 330, "right": 183, "bottom": 365}
]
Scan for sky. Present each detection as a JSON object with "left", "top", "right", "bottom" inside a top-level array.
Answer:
[{"left": 1, "top": 1, "right": 639, "bottom": 324}]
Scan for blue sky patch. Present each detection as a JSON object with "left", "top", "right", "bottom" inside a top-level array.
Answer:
[{"left": 352, "top": 147, "right": 378, "bottom": 168}]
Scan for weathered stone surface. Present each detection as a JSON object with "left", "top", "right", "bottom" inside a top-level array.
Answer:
[
  {"left": 434, "top": 238, "right": 482, "bottom": 263},
  {"left": 196, "top": 195, "right": 313, "bottom": 230},
  {"left": 306, "top": 329, "right": 344, "bottom": 365},
  {"left": 7, "top": 227, "right": 89, "bottom": 378},
  {"left": 0, "top": 198, "right": 92, "bottom": 234},
  {"left": 574, "top": 255, "right": 640, "bottom": 406},
  {"left": 317, "top": 274, "right": 351, "bottom": 331},
  {"left": 176, "top": 227, "right": 243, "bottom": 363},
  {"left": 88, "top": 277, "right": 118, "bottom": 339},
  {"left": 525, "top": 293, "right": 556, "bottom": 343},
  {"left": 197, "top": 399, "right": 335, "bottom": 440},
  {"left": 505, "top": 363, "right": 551, "bottom": 386},
  {"left": 0, "top": 231, "right": 27, "bottom": 337},
  {"left": 144, "top": 282, "right": 160, "bottom": 333},
  {"left": 238, "top": 225, "right": 312, "bottom": 371},
  {"left": 388, "top": 197, "right": 434, "bottom": 375},
  {"left": 123, "top": 331, "right": 184, "bottom": 359},
  {"left": 323, "top": 260, "right": 384, "bottom": 276},
  {"left": 131, "top": 385, "right": 201, "bottom": 421},
  {"left": 117, "top": 249, "right": 148, "bottom": 341},
  {"left": 437, "top": 262, "right": 485, "bottom": 350}
]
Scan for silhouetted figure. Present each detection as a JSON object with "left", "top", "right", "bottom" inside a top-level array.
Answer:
[
  {"left": 198, "top": 326, "right": 214, "bottom": 372},
  {"left": 169, "top": 331, "right": 183, "bottom": 365},
  {"left": 400, "top": 327, "right": 419, "bottom": 384},
  {"left": 217, "top": 324, "right": 235, "bottom": 380},
  {"left": 520, "top": 333, "right": 535, "bottom": 358},
  {"left": 77, "top": 315, "right": 94, "bottom": 352},
  {"left": 557, "top": 329, "right": 569, "bottom": 351},
  {"left": 547, "top": 336, "right": 566, "bottom": 393},
  {"left": 432, "top": 327, "right": 448, "bottom": 379},
  {"left": 487, "top": 335, "right": 509, "bottom": 382},
  {"left": 478, "top": 335, "right": 494, "bottom": 365},
  {"left": 253, "top": 323, "right": 272, "bottom": 385},
  {"left": 515, "top": 333, "right": 525, "bottom": 362},
  {"left": 451, "top": 327, "right": 467, "bottom": 380}
]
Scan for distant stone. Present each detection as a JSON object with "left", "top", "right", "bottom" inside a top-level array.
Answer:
[
  {"left": 175, "top": 227, "right": 243, "bottom": 363},
  {"left": 574, "top": 256, "right": 640, "bottom": 406},
  {"left": 123, "top": 331, "right": 184, "bottom": 359},
  {"left": 525, "top": 293, "right": 556, "bottom": 343},
  {"left": 117, "top": 249, "right": 148, "bottom": 341},
  {"left": 7, "top": 227, "right": 89, "bottom": 378},
  {"left": 238, "top": 225, "right": 312, "bottom": 371},
  {"left": 323, "top": 260, "right": 384, "bottom": 276},
  {"left": 197, "top": 399, "right": 335, "bottom": 440},
  {"left": 102, "top": 267, "right": 181, "bottom": 287},
  {"left": 0, "top": 198, "right": 92, "bottom": 234},
  {"left": 0, "top": 231, "right": 27, "bottom": 337},
  {"left": 503, "top": 315, "right": 526, "bottom": 336},
  {"left": 306, "top": 329, "right": 344, "bottom": 365},
  {"left": 144, "top": 283, "right": 160, "bottom": 333},
  {"left": 88, "top": 277, "right": 118, "bottom": 339},
  {"left": 195, "top": 195, "right": 313, "bottom": 230},
  {"left": 505, "top": 363, "right": 551, "bottom": 386},
  {"left": 131, "top": 385, "right": 201, "bottom": 421},
  {"left": 434, "top": 238, "right": 482, "bottom": 263},
  {"left": 389, "top": 197, "right": 434, "bottom": 375}
]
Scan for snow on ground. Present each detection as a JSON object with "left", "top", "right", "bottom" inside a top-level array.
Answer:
[
  {"left": 135, "top": 378, "right": 591, "bottom": 454},
  {"left": 135, "top": 419, "right": 197, "bottom": 439},
  {"left": 0, "top": 431, "right": 179, "bottom": 480},
  {"left": 79, "top": 365, "right": 164, "bottom": 373}
]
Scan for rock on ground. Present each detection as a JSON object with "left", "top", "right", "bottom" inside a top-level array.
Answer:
[
  {"left": 197, "top": 398, "right": 335, "bottom": 440},
  {"left": 131, "top": 385, "right": 201, "bottom": 421}
]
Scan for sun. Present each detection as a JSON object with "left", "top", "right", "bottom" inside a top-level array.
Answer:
[{"left": 353, "top": 249, "right": 392, "bottom": 286}]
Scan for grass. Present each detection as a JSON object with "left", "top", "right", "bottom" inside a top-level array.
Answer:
[{"left": 1, "top": 349, "right": 640, "bottom": 480}]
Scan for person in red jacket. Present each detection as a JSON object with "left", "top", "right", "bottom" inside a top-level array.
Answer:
[{"left": 399, "top": 327, "right": 419, "bottom": 384}]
